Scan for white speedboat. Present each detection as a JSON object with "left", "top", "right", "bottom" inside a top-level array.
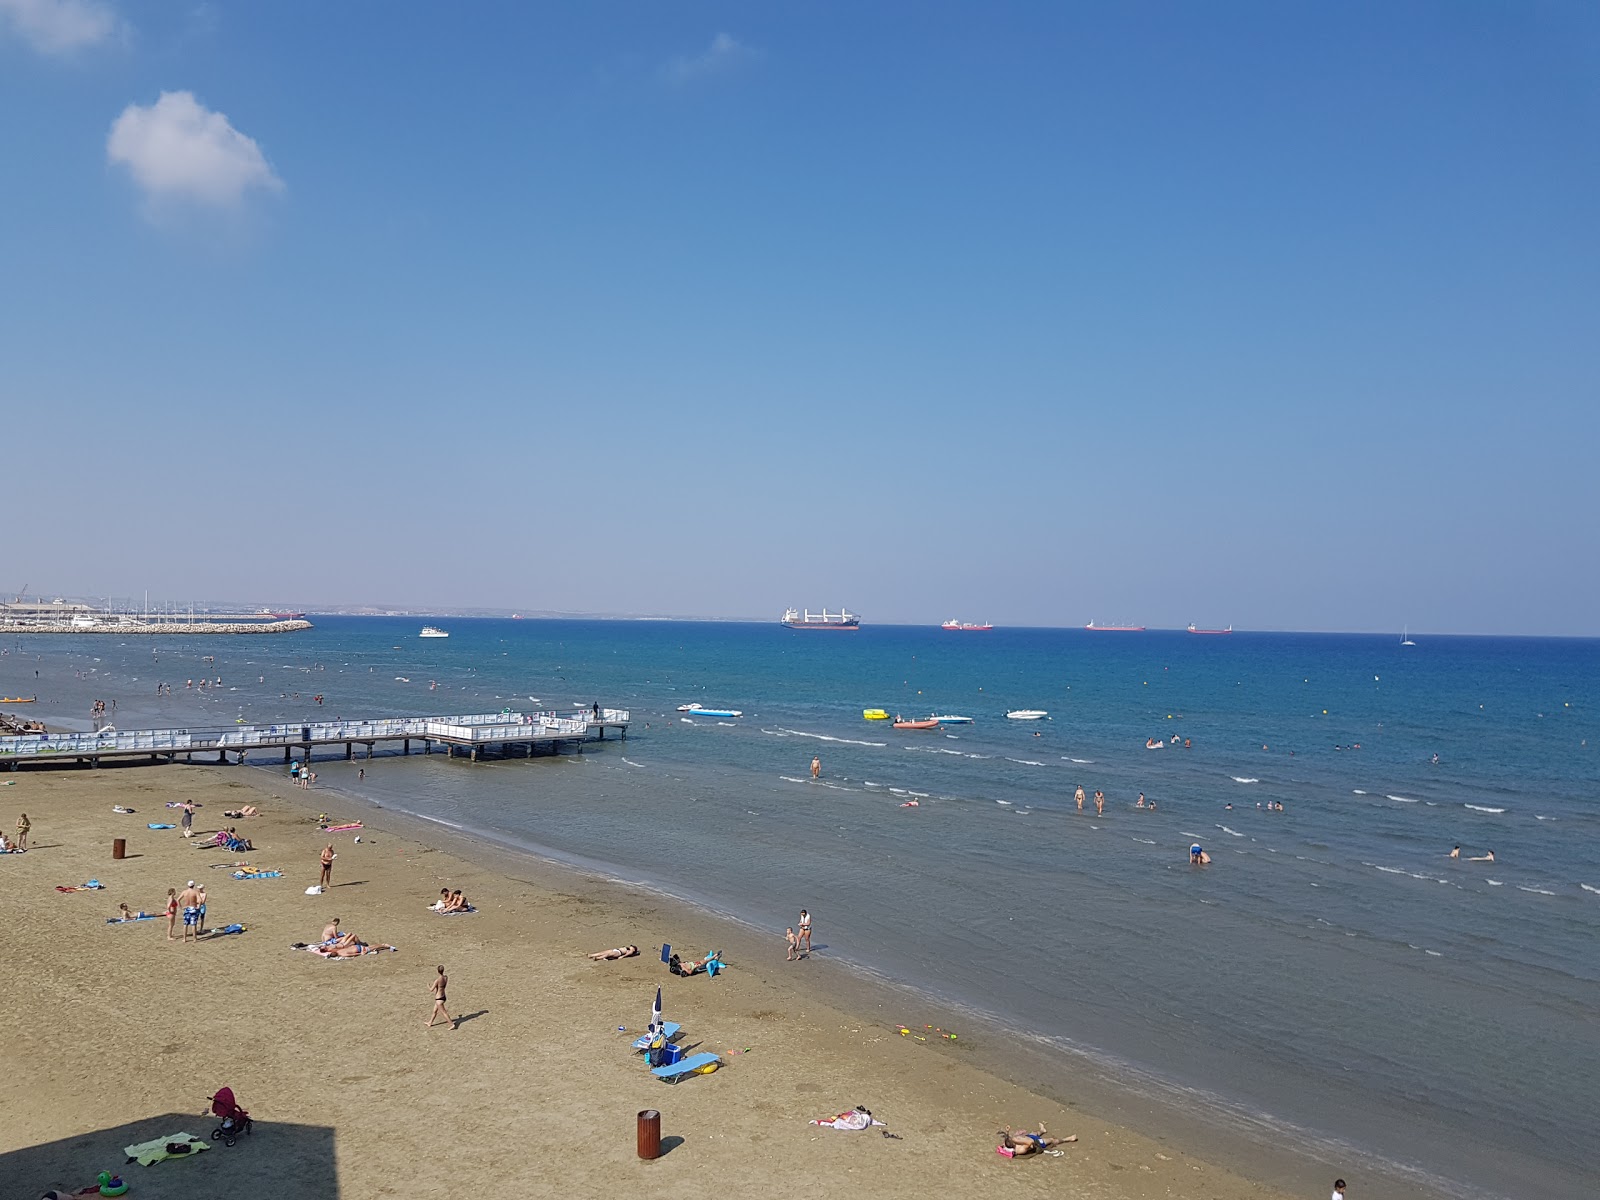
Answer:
[
  {"left": 419, "top": 626, "right": 449, "bottom": 638},
  {"left": 1006, "top": 710, "right": 1048, "bottom": 720},
  {"left": 929, "top": 714, "right": 974, "bottom": 724}
]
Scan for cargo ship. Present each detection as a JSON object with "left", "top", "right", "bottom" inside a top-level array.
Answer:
[
  {"left": 1085, "top": 621, "right": 1145, "bottom": 632},
  {"left": 1187, "top": 624, "right": 1233, "bottom": 635},
  {"left": 781, "top": 607, "right": 859, "bottom": 630}
]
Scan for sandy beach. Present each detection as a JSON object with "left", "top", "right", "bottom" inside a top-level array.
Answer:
[{"left": 2, "top": 763, "right": 1312, "bottom": 1200}]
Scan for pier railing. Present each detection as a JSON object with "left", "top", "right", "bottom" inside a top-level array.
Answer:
[{"left": 0, "top": 708, "right": 627, "bottom": 759}]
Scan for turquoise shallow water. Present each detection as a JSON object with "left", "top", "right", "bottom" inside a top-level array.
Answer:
[{"left": 6, "top": 619, "right": 1598, "bottom": 1199}]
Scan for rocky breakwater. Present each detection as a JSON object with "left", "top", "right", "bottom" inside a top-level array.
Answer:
[{"left": 0, "top": 619, "right": 315, "bottom": 635}]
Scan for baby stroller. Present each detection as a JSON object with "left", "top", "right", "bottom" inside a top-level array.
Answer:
[{"left": 209, "top": 1086, "right": 253, "bottom": 1146}]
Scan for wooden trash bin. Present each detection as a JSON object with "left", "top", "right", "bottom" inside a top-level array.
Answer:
[
  {"left": 112, "top": 837, "right": 127, "bottom": 860},
  {"left": 637, "top": 1109, "right": 661, "bottom": 1160}
]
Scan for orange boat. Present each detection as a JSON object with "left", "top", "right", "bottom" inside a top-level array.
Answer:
[{"left": 892, "top": 718, "right": 940, "bottom": 730}]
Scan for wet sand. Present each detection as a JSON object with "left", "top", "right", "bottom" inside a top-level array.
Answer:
[{"left": 2, "top": 764, "right": 1308, "bottom": 1200}]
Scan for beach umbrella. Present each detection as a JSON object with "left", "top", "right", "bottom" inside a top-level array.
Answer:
[{"left": 650, "top": 985, "right": 663, "bottom": 1035}]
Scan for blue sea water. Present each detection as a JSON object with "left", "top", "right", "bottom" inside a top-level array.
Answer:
[{"left": 5, "top": 618, "right": 1597, "bottom": 1199}]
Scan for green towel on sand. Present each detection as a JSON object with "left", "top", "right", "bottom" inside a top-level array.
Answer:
[{"left": 124, "top": 1133, "right": 211, "bottom": 1165}]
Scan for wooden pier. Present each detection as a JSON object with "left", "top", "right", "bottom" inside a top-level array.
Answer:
[{"left": 0, "top": 708, "right": 630, "bottom": 769}]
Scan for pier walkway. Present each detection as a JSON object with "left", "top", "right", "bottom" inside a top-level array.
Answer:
[{"left": 0, "top": 709, "right": 630, "bottom": 769}]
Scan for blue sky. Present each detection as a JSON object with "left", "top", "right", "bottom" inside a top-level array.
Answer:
[{"left": 2, "top": 2, "right": 1596, "bottom": 633}]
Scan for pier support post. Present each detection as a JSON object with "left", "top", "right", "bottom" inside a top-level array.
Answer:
[
  {"left": 345, "top": 742, "right": 353, "bottom": 760},
  {"left": 404, "top": 739, "right": 410, "bottom": 755},
  {"left": 218, "top": 750, "right": 227, "bottom": 763},
  {"left": 285, "top": 747, "right": 292, "bottom": 763},
  {"left": 470, "top": 747, "right": 478, "bottom": 763}
]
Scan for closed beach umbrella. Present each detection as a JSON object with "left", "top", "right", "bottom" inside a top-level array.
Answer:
[{"left": 650, "top": 985, "right": 663, "bottom": 1035}]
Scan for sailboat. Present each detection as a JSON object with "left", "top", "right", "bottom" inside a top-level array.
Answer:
[{"left": 1401, "top": 626, "right": 1416, "bottom": 647}]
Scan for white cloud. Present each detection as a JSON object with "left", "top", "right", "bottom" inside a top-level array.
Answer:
[
  {"left": 663, "top": 32, "right": 755, "bottom": 85},
  {"left": 0, "top": 0, "right": 120, "bottom": 55},
  {"left": 107, "top": 90, "right": 283, "bottom": 210}
]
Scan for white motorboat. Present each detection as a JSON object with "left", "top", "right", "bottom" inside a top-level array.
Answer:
[
  {"left": 419, "top": 626, "right": 449, "bottom": 638},
  {"left": 929, "top": 714, "right": 974, "bottom": 724},
  {"left": 676, "top": 704, "right": 744, "bottom": 717},
  {"left": 1006, "top": 710, "right": 1048, "bottom": 720}
]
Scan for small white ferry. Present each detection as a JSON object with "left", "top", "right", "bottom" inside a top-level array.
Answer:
[{"left": 419, "top": 626, "right": 449, "bottom": 639}]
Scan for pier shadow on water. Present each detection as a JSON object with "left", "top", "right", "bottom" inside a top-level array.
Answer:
[{"left": 3, "top": 1113, "right": 339, "bottom": 1200}]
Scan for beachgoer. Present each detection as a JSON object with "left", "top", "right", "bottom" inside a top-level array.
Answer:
[
  {"left": 322, "top": 917, "right": 341, "bottom": 943},
  {"left": 798, "top": 909, "right": 812, "bottom": 953},
  {"left": 1075, "top": 786, "right": 1085, "bottom": 812},
  {"left": 320, "top": 844, "right": 335, "bottom": 887},
  {"left": 358, "top": 767, "right": 365, "bottom": 781},
  {"left": 785, "top": 927, "right": 799, "bottom": 961},
  {"left": 587, "top": 945, "right": 640, "bottom": 960},
  {"left": 195, "top": 883, "right": 207, "bottom": 934},
  {"left": 1190, "top": 844, "right": 1211, "bottom": 865},
  {"left": 997, "top": 1123, "right": 1077, "bottom": 1157},
  {"left": 116, "top": 902, "right": 148, "bottom": 921},
  {"left": 165, "top": 887, "right": 178, "bottom": 941},
  {"left": 1469, "top": 850, "right": 1495, "bottom": 862},
  {"left": 14, "top": 812, "right": 28, "bottom": 851},
  {"left": 427, "top": 965, "right": 453, "bottom": 1029},
  {"left": 1332, "top": 1180, "right": 1347, "bottom": 1200},
  {"left": 1136, "top": 793, "right": 1145, "bottom": 808},
  {"left": 1094, "top": 790, "right": 1105, "bottom": 816},
  {"left": 432, "top": 888, "right": 451, "bottom": 911},
  {"left": 811, "top": 756, "right": 821, "bottom": 779},
  {"left": 179, "top": 804, "right": 193, "bottom": 838},
  {"left": 445, "top": 889, "right": 467, "bottom": 912},
  {"left": 1449, "top": 846, "right": 1460, "bottom": 859},
  {"left": 178, "top": 881, "right": 201, "bottom": 944}
]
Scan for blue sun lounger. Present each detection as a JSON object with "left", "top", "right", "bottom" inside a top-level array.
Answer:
[
  {"left": 631, "top": 1022, "right": 682, "bottom": 1051},
  {"left": 651, "top": 1052, "right": 720, "bottom": 1083}
]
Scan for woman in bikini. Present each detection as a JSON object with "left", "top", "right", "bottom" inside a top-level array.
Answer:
[
  {"left": 165, "top": 887, "right": 179, "bottom": 941},
  {"left": 587, "top": 945, "right": 640, "bottom": 960},
  {"left": 427, "top": 964, "right": 453, "bottom": 1029},
  {"left": 998, "top": 1123, "right": 1077, "bottom": 1156}
]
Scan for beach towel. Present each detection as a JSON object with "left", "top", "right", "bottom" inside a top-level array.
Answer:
[
  {"left": 321, "top": 822, "right": 362, "bottom": 832},
  {"left": 56, "top": 881, "right": 106, "bottom": 892},
  {"left": 428, "top": 903, "right": 477, "bottom": 914},
  {"left": 303, "top": 942, "right": 396, "bottom": 957},
  {"left": 106, "top": 914, "right": 158, "bottom": 924},
  {"left": 203, "top": 923, "right": 247, "bottom": 938},
  {"left": 810, "top": 1109, "right": 886, "bottom": 1131},
  {"left": 147, "top": 823, "right": 175, "bottom": 830},
  {"left": 231, "top": 870, "right": 282, "bottom": 880},
  {"left": 124, "top": 1133, "right": 210, "bottom": 1165}
]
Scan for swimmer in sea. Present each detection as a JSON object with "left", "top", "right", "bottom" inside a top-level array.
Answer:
[
  {"left": 1190, "top": 843, "right": 1210, "bottom": 864},
  {"left": 1075, "top": 786, "right": 1085, "bottom": 812},
  {"left": 1449, "top": 845, "right": 1460, "bottom": 859},
  {"left": 1468, "top": 849, "right": 1495, "bottom": 862},
  {"left": 1136, "top": 792, "right": 1145, "bottom": 808}
]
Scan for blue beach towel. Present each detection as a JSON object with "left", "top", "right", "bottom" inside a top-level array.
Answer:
[
  {"left": 148, "top": 823, "right": 176, "bottom": 829},
  {"left": 106, "top": 914, "right": 158, "bottom": 924}
]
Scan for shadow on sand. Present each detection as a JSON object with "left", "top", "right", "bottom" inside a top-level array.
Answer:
[{"left": 1, "top": 1112, "right": 340, "bottom": 1200}]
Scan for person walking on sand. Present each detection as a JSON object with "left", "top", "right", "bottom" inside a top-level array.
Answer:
[
  {"left": 811, "top": 756, "right": 821, "bottom": 779},
  {"left": 165, "top": 887, "right": 178, "bottom": 941},
  {"left": 319, "top": 844, "right": 335, "bottom": 888},
  {"left": 427, "top": 965, "right": 453, "bottom": 1029},
  {"left": 785, "top": 926, "right": 799, "bottom": 961},
  {"left": 14, "top": 812, "right": 28, "bottom": 851},
  {"left": 798, "top": 909, "right": 812, "bottom": 954},
  {"left": 178, "top": 803, "right": 194, "bottom": 838},
  {"left": 1075, "top": 786, "right": 1085, "bottom": 812}
]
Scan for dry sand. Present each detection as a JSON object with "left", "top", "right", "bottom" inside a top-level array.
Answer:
[{"left": 2, "top": 764, "right": 1307, "bottom": 1200}]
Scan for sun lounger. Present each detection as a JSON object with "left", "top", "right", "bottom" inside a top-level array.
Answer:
[
  {"left": 631, "top": 1022, "right": 682, "bottom": 1050},
  {"left": 651, "top": 1051, "right": 721, "bottom": 1083}
]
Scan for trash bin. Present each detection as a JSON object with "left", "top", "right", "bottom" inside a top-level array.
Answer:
[
  {"left": 112, "top": 838, "right": 126, "bottom": 860},
  {"left": 637, "top": 1109, "right": 661, "bottom": 1160}
]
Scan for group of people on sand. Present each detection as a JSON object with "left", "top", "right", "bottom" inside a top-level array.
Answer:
[
  {"left": 314, "top": 916, "right": 395, "bottom": 957},
  {"left": 1449, "top": 845, "right": 1495, "bottom": 862},
  {"left": 1, "top": 811, "right": 28, "bottom": 852},
  {"left": 167, "top": 880, "right": 209, "bottom": 941},
  {"left": 431, "top": 888, "right": 471, "bottom": 912}
]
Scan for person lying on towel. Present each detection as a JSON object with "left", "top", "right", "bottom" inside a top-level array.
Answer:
[{"left": 588, "top": 945, "right": 639, "bottom": 960}]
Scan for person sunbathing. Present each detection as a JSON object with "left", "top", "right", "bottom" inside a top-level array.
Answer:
[
  {"left": 114, "top": 903, "right": 150, "bottom": 921},
  {"left": 321, "top": 918, "right": 342, "bottom": 943},
  {"left": 431, "top": 888, "right": 452, "bottom": 910},
  {"left": 588, "top": 945, "right": 640, "bottom": 960},
  {"left": 317, "top": 938, "right": 395, "bottom": 957},
  {"left": 998, "top": 1123, "right": 1077, "bottom": 1156}
]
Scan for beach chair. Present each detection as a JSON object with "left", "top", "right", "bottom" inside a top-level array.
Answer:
[
  {"left": 631, "top": 1022, "right": 682, "bottom": 1051},
  {"left": 651, "top": 1052, "right": 720, "bottom": 1084}
]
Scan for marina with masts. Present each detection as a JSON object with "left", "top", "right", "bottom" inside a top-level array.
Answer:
[{"left": 0, "top": 589, "right": 312, "bottom": 635}]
